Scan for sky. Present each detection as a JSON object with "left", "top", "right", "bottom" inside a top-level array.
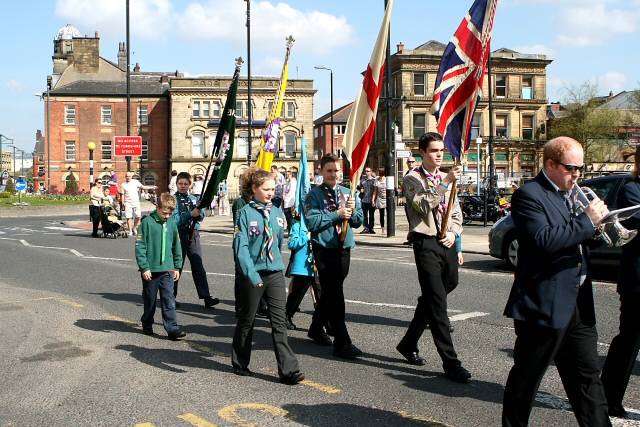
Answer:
[{"left": 1, "top": 0, "right": 639, "bottom": 154}]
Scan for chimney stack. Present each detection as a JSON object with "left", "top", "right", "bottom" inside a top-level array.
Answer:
[
  {"left": 95, "top": 31, "right": 99, "bottom": 38},
  {"left": 117, "top": 42, "right": 127, "bottom": 71},
  {"left": 134, "top": 62, "right": 140, "bottom": 72},
  {"left": 397, "top": 42, "right": 405, "bottom": 53}
]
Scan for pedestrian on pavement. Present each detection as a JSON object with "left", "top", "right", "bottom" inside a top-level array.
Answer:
[
  {"left": 360, "top": 167, "right": 377, "bottom": 233},
  {"left": 172, "top": 172, "right": 219, "bottom": 309},
  {"left": 271, "top": 165, "right": 286, "bottom": 208},
  {"left": 405, "top": 157, "right": 417, "bottom": 176},
  {"left": 372, "top": 168, "right": 387, "bottom": 233},
  {"left": 600, "top": 149, "right": 640, "bottom": 420},
  {"left": 284, "top": 212, "right": 321, "bottom": 331},
  {"left": 502, "top": 137, "right": 611, "bottom": 426},
  {"left": 283, "top": 169, "right": 297, "bottom": 232},
  {"left": 304, "top": 154, "right": 364, "bottom": 359},
  {"left": 89, "top": 178, "right": 104, "bottom": 238},
  {"left": 396, "top": 132, "right": 471, "bottom": 383},
  {"left": 135, "top": 192, "right": 186, "bottom": 340},
  {"left": 168, "top": 170, "right": 178, "bottom": 195},
  {"left": 232, "top": 167, "right": 305, "bottom": 385},
  {"left": 190, "top": 174, "right": 204, "bottom": 196},
  {"left": 217, "top": 181, "right": 230, "bottom": 216},
  {"left": 120, "top": 172, "right": 157, "bottom": 236}
]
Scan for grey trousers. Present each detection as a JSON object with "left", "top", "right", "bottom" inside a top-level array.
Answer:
[{"left": 232, "top": 270, "right": 300, "bottom": 377}]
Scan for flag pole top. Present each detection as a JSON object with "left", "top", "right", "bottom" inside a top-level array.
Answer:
[
  {"left": 235, "top": 57, "right": 244, "bottom": 68},
  {"left": 286, "top": 35, "right": 295, "bottom": 49}
]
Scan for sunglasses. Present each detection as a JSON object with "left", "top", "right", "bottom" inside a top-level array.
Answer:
[{"left": 558, "top": 162, "right": 584, "bottom": 173}]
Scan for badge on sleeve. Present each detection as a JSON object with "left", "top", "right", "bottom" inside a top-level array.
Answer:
[
  {"left": 277, "top": 217, "right": 285, "bottom": 227},
  {"left": 249, "top": 221, "right": 260, "bottom": 236}
]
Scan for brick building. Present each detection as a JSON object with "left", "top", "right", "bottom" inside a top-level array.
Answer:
[
  {"left": 313, "top": 102, "right": 352, "bottom": 169},
  {"left": 41, "top": 25, "right": 173, "bottom": 193}
]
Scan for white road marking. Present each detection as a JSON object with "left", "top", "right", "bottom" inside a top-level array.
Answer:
[
  {"left": 345, "top": 298, "right": 463, "bottom": 313},
  {"left": 448, "top": 311, "right": 489, "bottom": 322},
  {"left": 535, "top": 391, "right": 640, "bottom": 426},
  {"left": 44, "top": 226, "right": 81, "bottom": 231}
]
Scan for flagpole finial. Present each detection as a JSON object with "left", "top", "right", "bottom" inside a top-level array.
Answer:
[
  {"left": 235, "top": 57, "right": 244, "bottom": 68},
  {"left": 286, "top": 35, "right": 295, "bottom": 49}
]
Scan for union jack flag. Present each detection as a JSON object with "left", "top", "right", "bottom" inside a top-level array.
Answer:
[{"left": 430, "top": 0, "right": 498, "bottom": 160}]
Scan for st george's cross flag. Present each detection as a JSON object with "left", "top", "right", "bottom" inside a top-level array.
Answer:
[
  {"left": 430, "top": 0, "right": 498, "bottom": 160},
  {"left": 342, "top": 0, "right": 394, "bottom": 194}
]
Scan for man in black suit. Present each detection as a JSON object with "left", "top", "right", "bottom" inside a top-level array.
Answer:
[
  {"left": 502, "top": 137, "right": 611, "bottom": 426},
  {"left": 600, "top": 157, "right": 640, "bottom": 419}
]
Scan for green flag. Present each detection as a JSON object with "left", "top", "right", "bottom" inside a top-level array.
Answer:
[{"left": 198, "top": 59, "right": 242, "bottom": 210}]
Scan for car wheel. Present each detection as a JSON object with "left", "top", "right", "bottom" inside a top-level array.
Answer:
[{"left": 505, "top": 235, "right": 519, "bottom": 269}]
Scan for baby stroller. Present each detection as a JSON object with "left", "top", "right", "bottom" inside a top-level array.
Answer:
[{"left": 100, "top": 205, "right": 128, "bottom": 238}]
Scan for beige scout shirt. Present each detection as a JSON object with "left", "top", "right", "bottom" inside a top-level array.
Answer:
[{"left": 403, "top": 168, "right": 463, "bottom": 237}]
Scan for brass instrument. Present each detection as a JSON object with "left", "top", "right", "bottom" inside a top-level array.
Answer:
[{"left": 571, "top": 185, "right": 637, "bottom": 247}]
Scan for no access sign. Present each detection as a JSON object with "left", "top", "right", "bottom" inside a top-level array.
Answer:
[{"left": 115, "top": 136, "right": 142, "bottom": 156}]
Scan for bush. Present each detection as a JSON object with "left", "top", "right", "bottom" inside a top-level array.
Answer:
[
  {"left": 0, "top": 192, "right": 10, "bottom": 198},
  {"left": 5, "top": 179, "right": 15, "bottom": 193},
  {"left": 64, "top": 174, "right": 79, "bottom": 194}
]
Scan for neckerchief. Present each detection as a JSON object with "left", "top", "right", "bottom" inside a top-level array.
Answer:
[
  {"left": 321, "top": 184, "right": 343, "bottom": 236},
  {"left": 415, "top": 167, "right": 446, "bottom": 213},
  {"left": 249, "top": 200, "right": 274, "bottom": 262}
]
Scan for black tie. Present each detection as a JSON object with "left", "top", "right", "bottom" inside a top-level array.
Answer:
[{"left": 560, "top": 191, "right": 573, "bottom": 215}]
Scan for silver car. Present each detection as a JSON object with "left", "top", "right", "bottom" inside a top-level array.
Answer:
[{"left": 488, "top": 174, "right": 632, "bottom": 269}]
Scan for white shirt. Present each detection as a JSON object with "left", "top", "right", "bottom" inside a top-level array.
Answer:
[
  {"left": 191, "top": 180, "right": 204, "bottom": 196},
  {"left": 121, "top": 179, "right": 143, "bottom": 205},
  {"left": 168, "top": 176, "right": 177, "bottom": 195},
  {"left": 283, "top": 178, "right": 297, "bottom": 209}
]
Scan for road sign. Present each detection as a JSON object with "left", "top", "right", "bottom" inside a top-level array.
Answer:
[
  {"left": 115, "top": 136, "right": 142, "bottom": 156},
  {"left": 15, "top": 179, "right": 27, "bottom": 192},
  {"left": 396, "top": 150, "right": 412, "bottom": 158},
  {"left": 629, "top": 137, "right": 640, "bottom": 146},
  {"left": 395, "top": 142, "right": 406, "bottom": 150}
]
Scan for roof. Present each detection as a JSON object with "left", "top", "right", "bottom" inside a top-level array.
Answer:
[
  {"left": 314, "top": 102, "right": 353, "bottom": 125},
  {"left": 50, "top": 75, "right": 169, "bottom": 96},
  {"left": 399, "top": 40, "right": 549, "bottom": 61},
  {"left": 414, "top": 40, "right": 447, "bottom": 52},
  {"left": 598, "top": 91, "right": 640, "bottom": 110}
]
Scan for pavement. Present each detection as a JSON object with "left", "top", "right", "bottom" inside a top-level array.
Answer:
[{"left": 36, "top": 202, "right": 492, "bottom": 255}]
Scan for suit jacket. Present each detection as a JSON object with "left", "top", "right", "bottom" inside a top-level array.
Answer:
[
  {"left": 503, "top": 172, "right": 597, "bottom": 329},
  {"left": 403, "top": 169, "right": 462, "bottom": 237},
  {"left": 618, "top": 176, "right": 640, "bottom": 295}
]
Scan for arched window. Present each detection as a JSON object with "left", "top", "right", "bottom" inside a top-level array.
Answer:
[
  {"left": 192, "top": 131, "right": 205, "bottom": 157},
  {"left": 284, "top": 131, "right": 296, "bottom": 158},
  {"left": 209, "top": 131, "right": 217, "bottom": 157},
  {"left": 236, "top": 132, "right": 248, "bottom": 158}
]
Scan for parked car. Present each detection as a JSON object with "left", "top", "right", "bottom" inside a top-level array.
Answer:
[{"left": 488, "top": 173, "right": 633, "bottom": 269}]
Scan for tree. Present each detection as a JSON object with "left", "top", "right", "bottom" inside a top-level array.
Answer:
[
  {"left": 64, "top": 172, "right": 78, "bottom": 194},
  {"left": 549, "top": 81, "right": 621, "bottom": 164},
  {"left": 5, "top": 177, "right": 15, "bottom": 193}
]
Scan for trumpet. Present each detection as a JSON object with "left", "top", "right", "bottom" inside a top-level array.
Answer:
[{"left": 571, "top": 185, "right": 637, "bottom": 247}]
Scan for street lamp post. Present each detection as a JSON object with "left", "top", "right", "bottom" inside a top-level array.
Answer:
[
  {"left": 34, "top": 80, "right": 51, "bottom": 192},
  {"left": 88, "top": 142, "right": 96, "bottom": 186},
  {"left": 245, "top": 0, "right": 252, "bottom": 165},
  {"left": 476, "top": 137, "right": 482, "bottom": 196},
  {"left": 314, "top": 66, "right": 334, "bottom": 155}
]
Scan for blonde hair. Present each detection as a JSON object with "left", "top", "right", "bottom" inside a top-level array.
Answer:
[
  {"left": 157, "top": 192, "right": 176, "bottom": 210},
  {"left": 543, "top": 136, "right": 582, "bottom": 163},
  {"left": 240, "top": 167, "right": 273, "bottom": 197}
]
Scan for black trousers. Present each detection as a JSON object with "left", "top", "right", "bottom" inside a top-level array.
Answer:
[
  {"left": 502, "top": 304, "right": 610, "bottom": 427},
  {"left": 286, "top": 275, "right": 320, "bottom": 319},
  {"left": 362, "top": 202, "right": 375, "bottom": 230},
  {"left": 175, "top": 230, "right": 211, "bottom": 299},
  {"left": 232, "top": 270, "right": 300, "bottom": 377},
  {"left": 312, "top": 245, "right": 351, "bottom": 348},
  {"left": 399, "top": 234, "right": 460, "bottom": 370},
  {"left": 89, "top": 205, "right": 101, "bottom": 236},
  {"left": 378, "top": 208, "right": 385, "bottom": 228},
  {"left": 601, "top": 293, "right": 640, "bottom": 411}
]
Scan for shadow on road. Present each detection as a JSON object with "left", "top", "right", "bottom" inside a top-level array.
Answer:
[{"left": 283, "top": 402, "right": 449, "bottom": 426}]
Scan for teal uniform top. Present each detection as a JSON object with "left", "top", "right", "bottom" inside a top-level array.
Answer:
[
  {"left": 304, "top": 184, "right": 363, "bottom": 249},
  {"left": 135, "top": 210, "right": 183, "bottom": 273},
  {"left": 173, "top": 192, "right": 205, "bottom": 231},
  {"left": 233, "top": 200, "right": 286, "bottom": 286}
]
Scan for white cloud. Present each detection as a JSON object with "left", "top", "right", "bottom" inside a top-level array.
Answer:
[
  {"left": 513, "top": 44, "right": 554, "bottom": 58},
  {"left": 597, "top": 71, "right": 627, "bottom": 93},
  {"left": 5, "top": 80, "right": 24, "bottom": 92},
  {"left": 54, "top": 0, "right": 172, "bottom": 40},
  {"left": 555, "top": 3, "right": 639, "bottom": 47},
  {"left": 175, "top": 1, "right": 354, "bottom": 55}
]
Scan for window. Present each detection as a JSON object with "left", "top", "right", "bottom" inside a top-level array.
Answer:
[
  {"left": 138, "top": 105, "right": 148, "bottom": 125},
  {"left": 520, "top": 154, "right": 534, "bottom": 163},
  {"left": 522, "top": 76, "right": 533, "bottom": 100},
  {"left": 495, "top": 114, "right": 508, "bottom": 138},
  {"left": 101, "top": 105, "right": 112, "bottom": 125},
  {"left": 141, "top": 140, "right": 149, "bottom": 161},
  {"left": 470, "top": 112, "right": 481, "bottom": 140},
  {"left": 202, "top": 101, "right": 210, "bottom": 118},
  {"left": 235, "top": 101, "right": 245, "bottom": 118},
  {"left": 522, "top": 115, "right": 534, "bottom": 140},
  {"left": 192, "top": 101, "right": 200, "bottom": 117},
  {"left": 65, "top": 105, "right": 76, "bottom": 124},
  {"left": 494, "top": 75, "right": 507, "bottom": 98},
  {"left": 65, "top": 141, "right": 76, "bottom": 161},
  {"left": 335, "top": 125, "right": 346, "bottom": 135},
  {"left": 143, "top": 175, "right": 156, "bottom": 186},
  {"left": 191, "top": 131, "right": 205, "bottom": 157},
  {"left": 266, "top": 100, "right": 284, "bottom": 119},
  {"left": 413, "top": 73, "right": 425, "bottom": 96},
  {"left": 211, "top": 101, "right": 221, "bottom": 118},
  {"left": 495, "top": 153, "right": 508, "bottom": 162},
  {"left": 101, "top": 140, "right": 112, "bottom": 160},
  {"left": 100, "top": 174, "right": 110, "bottom": 186},
  {"left": 314, "top": 127, "right": 319, "bottom": 139},
  {"left": 236, "top": 132, "right": 248, "bottom": 158},
  {"left": 284, "top": 132, "right": 296, "bottom": 157},
  {"left": 286, "top": 101, "right": 296, "bottom": 119},
  {"left": 413, "top": 113, "right": 426, "bottom": 138}
]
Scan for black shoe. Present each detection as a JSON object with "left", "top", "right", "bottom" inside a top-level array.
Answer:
[
  {"left": 167, "top": 329, "right": 187, "bottom": 341},
  {"left": 142, "top": 329, "right": 154, "bottom": 336},
  {"left": 396, "top": 344, "right": 425, "bottom": 366},
  {"left": 444, "top": 365, "right": 472, "bottom": 383},
  {"left": 360, "top": 228, "right": 370, "bottom": 234},
  {"left": 368, "top": 229, "right": 376, "bottom": 234},
  {"left": 233, "top": 366, "right": 253, "bottom": 377},
  {"left": 256, "top": 307, "right": 269, "bottom": 318},
  {"left": 175, "top": 301, "right": 181, "bottom": 309},
  {"left": 91, "top": 233, "right": 99, "bottom": 238},
  {"left": 285, "top": 317, "right": 297, "bottom": 331},
  {"left": 333, "top": 343, "right": 363, "bottom": 359},
  {"left": 324, "top": 323, "right": 335, "bottom": 337},
  {"left": 280, "top": 371, "right": 305, "bottom": 385},
  {"left": 204, "top": 297, "right": 220, "bottom": 308},
  {"left": 308, "top": 328, "right": 332, "bottom": 346},
  {"left": 449, "top": 324, "right": 455, "bottom": 333},
  {"left": 608, "top": 405, "right": 628, "bottom": 418}
]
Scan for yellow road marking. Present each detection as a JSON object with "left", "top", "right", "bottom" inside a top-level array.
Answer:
[
  {"left": 177, "top": 413, "right": 219, "bottom": 427},
  {"left": 57, "top": 298, "right": 84, "bottom": 308},
  {"left": 0, "top": 297, "right": 56, "bottom": 305},
  {"left": 397, "top": 410, "right": 453, "bottom": 426},
  {"left": 0, "top": 296, "right": 83, "bottom": 308},
  {"left": 106, "top": 315, "right": 138, "bottom": 325},
  {"left": 185, "top": 340, "right": 227, "bottom": 358},
  {"left": 218, "top": 403, "right": 288, "bottom": 427},
  {"left": 300, "top": 379, "right": 341, "bottom": 395},
  {"left": 133, "top": 423, "right": 156, "bottom": 427}
]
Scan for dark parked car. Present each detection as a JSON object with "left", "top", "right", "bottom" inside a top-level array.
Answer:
[{"left": 489, "top": 173, "right": 633, "bottom": 269}]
